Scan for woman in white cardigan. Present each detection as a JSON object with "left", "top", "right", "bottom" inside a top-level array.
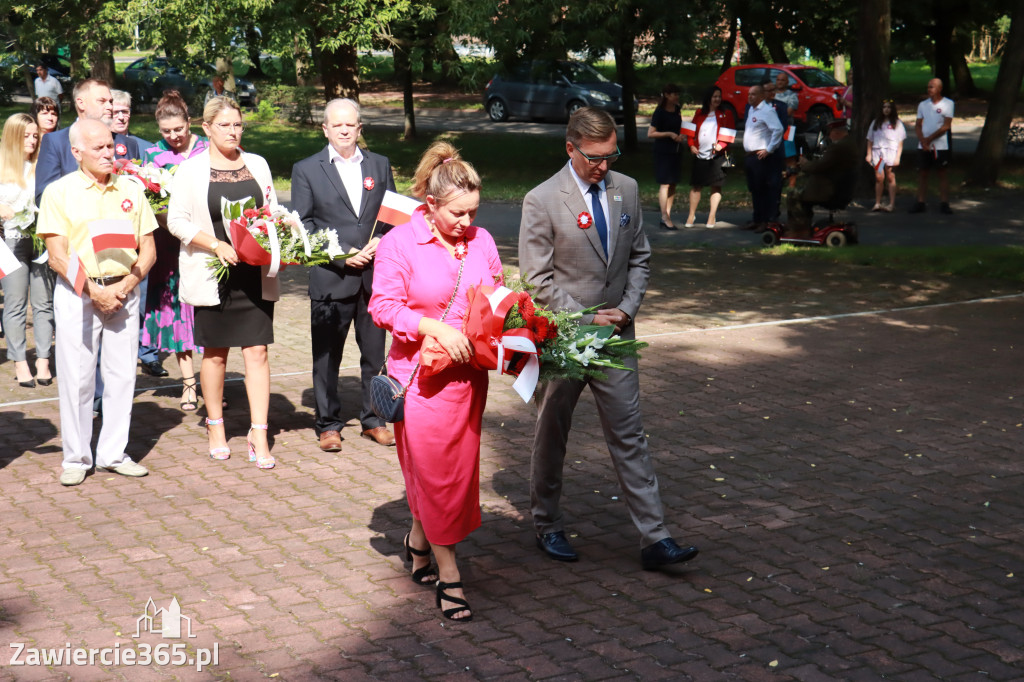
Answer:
[{"left": 167, "top": 97, "right": 279, "bottom": 469}]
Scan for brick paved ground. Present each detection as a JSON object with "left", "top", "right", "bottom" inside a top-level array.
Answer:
[{"left": 2, "top": 239, "right": 1023, "bottom": 681}]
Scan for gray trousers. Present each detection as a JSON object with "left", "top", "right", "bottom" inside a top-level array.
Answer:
[
  {"left": 1, "top": 238, "right": 54, "bottom": 362},
  {"left": 530, "top": 353, "right": 670, "bottom": 547}
]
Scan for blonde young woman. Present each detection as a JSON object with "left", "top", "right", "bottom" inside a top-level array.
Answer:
[
  {"left": 0, "top": 113, "right": 53, "bottom": 387},
  {"left": 167, "top": 97, "right": 278, "bottom": 469},
  {"left": 369, "top": 141, "right": 503, "bottom": 622}
]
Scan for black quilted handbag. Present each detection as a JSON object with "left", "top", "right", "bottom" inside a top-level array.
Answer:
[{"left": 370, "top": 373, "right": 407, "bottom": 423}]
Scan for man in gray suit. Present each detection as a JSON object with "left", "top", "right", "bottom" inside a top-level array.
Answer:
[
  {"left": 292, "top": 99, "right": 396, "bottom": 452},
  {"left": 519, "top": 108, "right": 699, "bottom": 570}
]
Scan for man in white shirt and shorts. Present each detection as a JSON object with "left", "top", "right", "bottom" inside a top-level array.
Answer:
[{"left": 910, "top": 78, "right": 954, "bottom": 215}]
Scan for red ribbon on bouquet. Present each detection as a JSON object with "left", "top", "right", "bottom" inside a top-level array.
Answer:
[
  {"left": 229, "top": 219, "right": 273, "bottom": 266},
  {"left": 419, "top": 285, "right": 540, "bottom": 402}
]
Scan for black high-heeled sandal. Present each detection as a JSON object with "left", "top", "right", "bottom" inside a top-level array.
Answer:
[
  {"left": 436, "top": 580, "right": 472, "bottom": 622},
  {"left": 180, "top": 377, "right": 198, "bottom": 411},
  {"left": 403, "top": 533, "right": 437, "bottom": 586}
]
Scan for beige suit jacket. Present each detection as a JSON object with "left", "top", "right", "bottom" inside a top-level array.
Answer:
[{"left": 518, "top": 164, "right": 650, "bottom": 323}]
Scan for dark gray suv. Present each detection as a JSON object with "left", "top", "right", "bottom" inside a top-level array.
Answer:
[{"left": 483, "top": 60, "right": 633, "bottom": 122}]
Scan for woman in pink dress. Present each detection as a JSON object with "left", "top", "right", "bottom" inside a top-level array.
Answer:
[{"left": 369, "top": 141, "right": 502, "bottom": 622}]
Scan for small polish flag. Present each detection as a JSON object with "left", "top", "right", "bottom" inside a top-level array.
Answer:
[
  {"left": 89, "top": 218, "right": 136, "bottom": 252},
  {"left": 65, "top": 247, "right": 87, "bottom": 295},
  {"left": 784, "top": 126, "right": 796, "bottom": 142},
  {"left": 0, "top": 240, "right": 23, "bottom": 281},
  {"left": 719, "top": 127, "right": 737, "bottom": 144},
  {"left": 376, "top": 191, "right": 423, "bottom": 227},
  {"left": 681, "top": 121, "right": 697, "bottom": 142}
]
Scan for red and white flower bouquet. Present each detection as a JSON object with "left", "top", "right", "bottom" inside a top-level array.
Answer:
[
  {"left": 113, "top": 158, "right": 175, "bottom": 213},
  {"left": 208, "top": 197, "right": 350, "bottom": 281},
  {"left": 420, "top": 273, "right": 647, "bottom": 401}
]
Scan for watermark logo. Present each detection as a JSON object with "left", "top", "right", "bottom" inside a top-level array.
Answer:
[
  {"left": 9, "top": 597, "right": 217, "bottom": 672},
  {"left": 135, "top": 597, "right": 195, "bottom": 639}
]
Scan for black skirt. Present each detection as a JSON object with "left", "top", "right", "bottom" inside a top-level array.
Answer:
[
  {"left": 193, "top": 171, "right": 275, "bottom": 348},
  {"left": 653, "top": 150, "right": 682, "bottom": 185},
  {"left": 690, "top": 154, "right": 727, "bottom": 188}
]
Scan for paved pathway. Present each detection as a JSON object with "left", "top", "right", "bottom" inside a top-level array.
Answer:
[{"left": 2, "top": 219, "right": 1024, "bottom": 679}]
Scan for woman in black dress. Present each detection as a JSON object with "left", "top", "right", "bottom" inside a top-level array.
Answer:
[
  {"left": 166, "top": 97, "right": 279, "bottom": 469},
  {"left": 647, "top": 83, "right": 683, "bottom": 229}
]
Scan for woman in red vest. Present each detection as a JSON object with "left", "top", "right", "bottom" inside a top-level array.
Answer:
[{"left": 682, "top": 86, "right": 737, "bottom": 229}]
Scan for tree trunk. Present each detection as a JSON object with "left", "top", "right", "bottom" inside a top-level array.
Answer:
[
  {"left": 87, "top": 39, "right": 116, "bottom": 83},
  {"left": 740, "top": 27, "right": 767, "bottom": 64},
  {"left": 393, "top": 35, "right": 417, "bottom": 139},
  {"left": 294, "top": 35, "right": 310, "bottom": 87},
  {"left": 833, "top": 54, "right": 847, "bottom": 82},
  {"left": 435, "top": 11, "right": 462, "bottom": 86},
  {"left": 613, "top": 35, "right": 638, "bottom": 151},
  {"left": 853, "top": 0, "right": 891, "bottom": 180},
  {"left": 215, "top": 56, "right": 237, "bottom": 93},
  {"left": 763, "top": 21, "right": 789, "bottom": 63},
  {"left": 932, "top": 0, "right": 954, "bottom": 89},
  {"left": 319, "top": 43, "right": 360, "bottom": 101},
  {"left": 951, "top": 31, "right": 978, "bottom": 97},
  {"left": 721, "top": 13, "right": 738, "bottom": 73},
  {"left": 245, "top": 25, "right": 266, "bottom": 80},
  {"left": 967, "top": 0, "right": 1024, "bottom": 186}
]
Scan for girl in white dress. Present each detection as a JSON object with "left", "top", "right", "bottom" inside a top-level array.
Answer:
[{"left": 865, "top": 100, "right": 907, "bottom": 212}]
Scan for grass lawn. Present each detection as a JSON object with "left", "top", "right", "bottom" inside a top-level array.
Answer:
[{"left": 757, "top": 244, "right": 1024, "bottom": 283}]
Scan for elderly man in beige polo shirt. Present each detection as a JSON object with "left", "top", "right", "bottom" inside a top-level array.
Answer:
[{"left": 38, "top": 119, "right": 157, "bottom": 486}]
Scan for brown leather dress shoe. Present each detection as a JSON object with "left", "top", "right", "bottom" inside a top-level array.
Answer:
[
  {"left": 361, "top": 426, "right": 395, "bottom": 446},
  {"left": 319, "top": 430, "right": 342, "bottom": 452}
]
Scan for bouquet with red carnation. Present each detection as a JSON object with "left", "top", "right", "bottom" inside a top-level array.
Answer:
[
  {"left": 113, "top": 158, "right": 174, "bottom": 213},
  {"left": 420, "top": 274, "right": 647, "bottom": 401},
  {"left": 207, "top": 197, "right": 350, "bottom": 281}
]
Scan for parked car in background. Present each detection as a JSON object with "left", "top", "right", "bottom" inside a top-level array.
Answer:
[
  {"left": 715, "top": 64, "right": 845, "bottom": 131},
  {"left": 121, "top": 57, "right": 257, "bottom": 107},
  {"left": 483, "top": 60, "right": 635, "bottom": 123}
]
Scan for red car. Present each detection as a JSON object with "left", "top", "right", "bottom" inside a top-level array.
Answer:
[{"left": 714, "top": 64, "right": 846, "bottom": 130}]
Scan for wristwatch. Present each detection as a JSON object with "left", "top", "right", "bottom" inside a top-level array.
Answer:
[{"left": 209, "top": 239, "right": 220, "bottom": 252}]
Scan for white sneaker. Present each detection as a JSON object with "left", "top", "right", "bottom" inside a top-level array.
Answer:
[
  {"left": 59, "top": 468, "right": 86, "bottom": 486},
  {"left": 104, "top": 460, "right": 149, "bottom": 477}
]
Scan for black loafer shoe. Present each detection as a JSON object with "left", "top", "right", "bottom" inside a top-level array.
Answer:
[
  {"left": 641, "top": 538, "right": 699, "bottom": 570},
  {"left": 536, "top": 531, "right": 579, "bottom": 562},
  {"left": 140, "top": 360, "right": 169, "bottom": 377}
]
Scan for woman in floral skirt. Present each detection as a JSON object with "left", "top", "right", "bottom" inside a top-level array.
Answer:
[{"left": 142, "top": 90, "right": 209, "bottom": 410}]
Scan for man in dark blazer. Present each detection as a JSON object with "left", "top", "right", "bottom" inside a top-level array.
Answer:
[
  {"left": 518, "top": 107, "right": 699, "bottom": 571},
  {"left": 35, "top": 79, "right": 143, "bottom": 206},
  {"left": 291, "top": 99, "right": 397, "bottom": 452}
]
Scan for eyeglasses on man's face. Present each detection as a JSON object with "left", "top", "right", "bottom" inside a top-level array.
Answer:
[{"left": 574, "top": 145, "right": 621, "bottom": 165}]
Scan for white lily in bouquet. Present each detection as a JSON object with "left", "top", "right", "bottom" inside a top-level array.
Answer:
[{"left": 4, "top": 195, "right": 45, "bottom": 258}]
